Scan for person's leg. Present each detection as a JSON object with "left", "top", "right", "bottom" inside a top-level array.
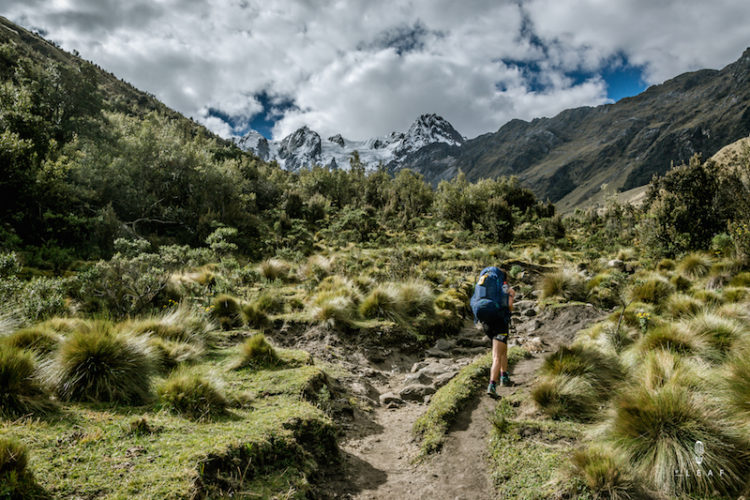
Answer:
[{"left": 491, "top": 339, "right": 503, "bottom": 383}]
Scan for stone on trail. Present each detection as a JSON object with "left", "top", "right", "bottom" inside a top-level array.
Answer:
[
  {"left": 379, "top": 392, "right": 404, "bottom": 406},
  {"left": 434, "top": 338, "right": 454, "bottom": 351},
  {"left": 399, "top": 384, "right": 436, "bottom": 402},
  {"left": 425, "top": 347, "right": 450, "bottom": 358},
  {"left": 404, "top": 372, "right": 433, "bottom": 385},
  {"left": 410, "top": 361, "right": 429, "bottom": 373},
  {"left": 433, "top": 372, "right": 456, "bottom": 388}
]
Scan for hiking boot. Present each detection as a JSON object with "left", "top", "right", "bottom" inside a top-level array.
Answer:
[
  {"left": 486, "top": 382, "right": 498, "bottom": 397},
  {"left": 500, "top": 373, "right": 512, "bottom": 387}
]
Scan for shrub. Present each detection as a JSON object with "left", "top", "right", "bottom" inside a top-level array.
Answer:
[
  {"left": 1, "top": 326, "right": 60, "bottom": 356},
  {"left": 568, "top": 445, "right": 644, "bottom": 500},
  {"left": 0, "top": 437, "right": 35, "bottom": 496},
  {"left": 259, "top": 258, "right": 291, "bottom": 281},
  {"left": 610, "top": 385, "right": 750, "bottom": 496},
  {"left": 16, "top": 277, "right": 69, "bottom": 322},
  {"left": 628, "top": 275, "right": 674, "bottom": 305},
  {"left": 50, "top": 325, "right": 154, "bottom": 404},
  {"left": 676, "top": 252, "right": 711, "bottom": 278},
  {"left": 235, "top": 333, "right": 278, "bottom": 369},
  {"left": 539, "top": 268, "right": 588, "bottom": 302},
  {"left": 254, "top": 290, "right": 285, "bottom": 314},
  {"left": 0, "top": 344, "right": 54, "bottom": 418},
  {"left": 158, "top": 370, "right": 227, "bottom": 420},
  {"left": 210, "top": 294, "right": 243, "bottom": 330}
]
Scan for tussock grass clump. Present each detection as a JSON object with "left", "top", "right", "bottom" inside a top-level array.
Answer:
[
  {"left": 158, "top": 370, "right": 227, "bottom": 420},
  {"left": 358, "top": 285, "right": 401, "bottom": 321},
  {"left": 235, "top": 333, "right": 279, "bottom": 370},
  {"left": 669, "top": 273, "right": 691, "bottom": 292},
  {"left": 531, "top": 375, "right": 599, "bottom": 421},
  {"left": 1, "top": 326, "right": 61, "bottom": 356},
  {"left": 684, "top": 312, "right": 747, "bottom": 359},
  {"left": 50, "top": 325, "right": 154, "bottom": 404},
  {"left": 149, "top": 337, "right": 203, "bottom": 372},
  {"left": 586, "top": 271, "right": 625, "bottom": 308},
  {"left": 241, "top": 303, "right": 269, "bottom": 329},
  {"left": 211, "top": 294, "right": 243, "bottom": 330},
  {"left": 259, "top": 258, "right": 291, "bottom": 281},
  {"left": 126, "top": 306, "right": 213, "bottom": 344},
  {"left": 722, "top": 286, "right": 749, "bottom": 303},
  {"left": 610, "top": 385, "right": 750, "bottom": 496},
  {"left": 568, "top": 445, "right": 645, "bottom": 500},
  {"left": 298, "top": 254, "right": 333, "bottom": 282},
  {"left": 615, "top": 247, "right": 636, "bottom": 261},
  {"left": 725, "top": 351, "right": 750, "bottom": 420},
  {"left": 539, "top": 268, "right": 588, "bottom": 301},
  {"left": 634, "top": 323, "right": 703, "bottom": 358},
  {"left": 397, "top": 280, "right": 435, "bottom": 317},
  {"left": 540, "top": 345, "right": 623, "bottom": 392},
  {"left": 676, "top": 252, "right": 710, "bottom": 278},
  {"left": 575, "top": 321, "right": 637, "bottom": 355},
  {"left": 253, "top": 290, "right": 285, "bottom": 314},
  {"left": 0, "top": 437, "right": 35, "bottom": 495},
  {"left": 729, "top": 271, "right": 750, "bottom": 287},
  {"left": 38, "top": 317, "right": 92, "bottom": 334},
  {"left": 641, "top": 350, "right": 703, "bottom": 391},
  {"left": 664, "top": 292, "right": 702, "bottom": 318},
  {"left": 310, "top": 293, "right": 358, "bottom": 329},
  {"left": 717, "top": 301, "right": 750, "bottom": 321},
  {"left": 656, "top": 258, "right": 675, "bottom": 271},
  {"left": 0, "top": 344, "right": 54, "bottom": 418},
  {"left": 691, "top": 288, "right": 723, "bottom": 306},
  {"left": 628, "top": 275, "right": 674, "bottom": 305}
]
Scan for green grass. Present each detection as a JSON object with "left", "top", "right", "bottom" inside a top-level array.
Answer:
[
  {"left": 157, "top": 370, "right": 228, "bottom": 420},
  {"left": 234, "top": 333, "right": 279, "bottom": 370},
  {"left": 566, "top": 445, "right": 646, "bottom": 499},
  {"left": 0, "top": 344, "right": 55, "bottom": 419},
  {"left": 413, "top": 347, "right": 530, "bottom": 456},
  {"left": 0, "top": 436, "right": 40, "bottom": 498},
  {"left": 2, "top": 340, "right": 336, "bottom": 498}
]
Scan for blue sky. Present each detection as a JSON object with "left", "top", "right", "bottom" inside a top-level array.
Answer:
[{"left": 6, "top": 0, "right": 749, "bottom": 140}]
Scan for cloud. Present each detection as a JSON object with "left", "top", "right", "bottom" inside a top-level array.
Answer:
[{"left": 4, "top": 0, "right": 750, "bottom": 141}]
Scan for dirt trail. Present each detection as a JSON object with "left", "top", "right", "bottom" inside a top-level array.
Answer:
[{"left": 319, "top": 303, "right": 604, "bottom": 499}]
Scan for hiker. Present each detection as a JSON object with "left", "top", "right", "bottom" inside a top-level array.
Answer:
[{"left": 470, "top": 266, "right": 515, "bottom": 397}]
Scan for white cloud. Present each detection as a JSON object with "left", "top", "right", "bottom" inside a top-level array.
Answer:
[{"left": 5, "top": 0, "right": 750, "bottom": 140}]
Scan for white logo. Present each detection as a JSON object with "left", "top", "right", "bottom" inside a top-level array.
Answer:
[{"left": 694, "top": 440, "right": 704, "bottom": 465}]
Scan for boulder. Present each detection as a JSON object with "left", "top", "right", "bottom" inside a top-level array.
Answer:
[
  {"left": 379, "top": 392, "right": 403, "bottom": 406},
  {"left": 399, "top": 384, "right": 437, "bottom": 402},
  {"left": 425, "top": 347, "right": 450, "bottom": 358},
  {"left": 433, "top": 372, "right": 456, "bottom": 388},
  {"left": 404, "top": 372, "right": 432, "bottom": 385},
  {"left": 607, "top": 259, "right": 625, "bottom": 271},
  {"left": 434, "top": 338, "right": 454, "bottom": 351}
]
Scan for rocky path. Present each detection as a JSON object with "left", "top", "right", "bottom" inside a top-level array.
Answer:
[{"left": 318, "top": 300, "right": 605, "bottom": 499}]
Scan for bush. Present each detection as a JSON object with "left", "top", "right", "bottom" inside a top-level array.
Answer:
[
  {"left": 235, "top": 333, "right": 278, "bottom": 370},
  {"left": 676, "top": 252, "right": 710, "bottom": 278},
  {"left": 610, "top": 385, "right": 750, "bottom": 496},
  {"left": 539, "top": 268, "right": 588, "bottom": 302},
  {"left": 1, "top": 326, "right": 60, "bottom": 356},
  {"left": 0, "top": 437, "right": 35, "bottom": 497},
  {"left": 628, "top": 275, "right": 674, "bottom": 305},
  {"left": 158, "top": 370, "right": 227, "bottom": 420},
  {"left": 0, "top": 344, "right": 54, "bottom": 418},
  {"left": 50, "top": 325, "right": 154, "bottom": 404},
  {"left": 211, "top": 294, "right": 243, "bottom": 330}
]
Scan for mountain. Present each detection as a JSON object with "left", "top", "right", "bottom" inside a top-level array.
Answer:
[
  {"left": 402, "top": 49, "right": 750, "bottom": 211},
  {"left": 234, "top": 113, "right": 465, "bottom": 172}
]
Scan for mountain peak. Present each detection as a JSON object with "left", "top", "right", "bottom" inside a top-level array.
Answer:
[{"left": 401, "top": 113, "right": 464, "bottom": 153}]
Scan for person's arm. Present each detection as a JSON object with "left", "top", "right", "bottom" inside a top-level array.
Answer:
[{"left": 508, "top": 287, "right": 516, "bottom": 312}]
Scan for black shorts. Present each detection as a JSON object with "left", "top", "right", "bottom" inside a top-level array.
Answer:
[{"left": 475, "top": 302, "right": 510, "bottom": 344}]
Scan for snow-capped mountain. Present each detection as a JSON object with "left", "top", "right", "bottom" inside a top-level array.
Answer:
[{"left": 233, "top": 113, "right": 464, "bottom": 172}]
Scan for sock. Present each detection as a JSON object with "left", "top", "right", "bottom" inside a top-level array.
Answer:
[
  {"left": 490, "top": 380, "right": 497, "bottom": 385},
  {"left": 500, "top": 371, "right": 506, "bottom": 377}
]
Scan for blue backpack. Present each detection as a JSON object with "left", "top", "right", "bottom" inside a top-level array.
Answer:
[{"left": 470, "top": 266, "right": 509, "bottom": 321}]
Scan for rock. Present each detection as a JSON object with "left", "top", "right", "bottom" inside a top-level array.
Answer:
[
  {"left": 514, "top": 300, "right": 535, "bottom": 312},
  {"left": 379, "top": 392, "right": 403, "bottom": 406},
  {"left": 399, "top": 384, "right": 437, "bottom": 402},
  {"left": 404, "top": 372, "right": 433, "bottom": 385},
  {"left": 524, "top": 336, "right": 545, "bottom": 353},
  {"left": 455, "top": 336, "right": 487, "bottom": 348},
  {"left": 434, "top": 338, "right": 454, "bottom": 351},
  {"left": 524, "top": 308, "right": 538, "bottom": 317},
  {"left": 530, "top": 289, "right": 542, "bottom": 298},
  {"left": 607, "top": 259, "right": 625, "bottom": 271},
  {"left": 410, "top": 361, "right": 429, "bottom": 373},
  {"left": 433, "top": 372, "right": 456, "bottom": 388},
  {"left": 425, "top": 347, "right": 450, "bottom": 358},
  {"left": 419, "top": 362, "right": 455, "bottom": 378}
]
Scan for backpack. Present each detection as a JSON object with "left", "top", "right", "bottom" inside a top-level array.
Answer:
[{"left": 470, "top": 266, "right": 509, "bottom": 320}]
